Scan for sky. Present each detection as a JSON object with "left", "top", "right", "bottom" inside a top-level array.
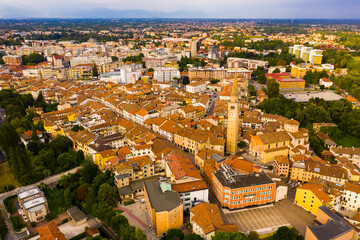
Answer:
[{"left": 0, "top": 0, "right": 359, "bottom": 18}]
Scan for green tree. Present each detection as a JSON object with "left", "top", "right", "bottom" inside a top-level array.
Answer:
[
  {"left": 210, "top": 79, "right": 220, "bottom": 84},
  {"left": 212, "top": 231, "right": 247, "bottom": 240},
  {"left": 92, "top": 202, "right": 112, "bottom": 222},
  {"left": 183, "top": 233, "right": 203, "bottom": 240},
  {"left": 182, "top": 76, "right": 190, "bottom": 85},
  {"left": 266, "top": 79, "right": 280, "bottom": 98},
  {"left": 49, "top": 135, "right": 73, "bottom": 156},
  {"left": 273, "top": 68, "right": 281, "bottom": 73},
  {"left": 23, "top": 53, "right": 45, "bottom": 65},
  {"left": 8, "top": 146, "right": 32, "bottom": 184},
  {"left": 257, "top": 74, "right": 267, "bottom": 84},
  {"left": 92, "top": 64, "right": 99, "bottom": 77},
  {"left": 320, "top": 85, "right": 325, "bottom": 91},
  {"left": 81, "top": 161, "right": 99, "bottom": 184},
  {"left": 0, "top": 122, "right": 20, "bottom": 153},
  {"left": 56, "top": 152, "right": 76, "bottom": 172},
  {"left": 247, "top": 231, "right": 260, "bottom": 240},
  {"left": 238, "top": 141, "right": 247, "bottom": 148},
  {"left": 120, "top": 225, "right": 136, "bottom": 240},
  {"left": 166, "top": 229, "right": 184, "bottom": 240},
  {"left": 36, "top": 92, "right": 44, "bottom": 103},
  {"left": 85, "top": 187, "right": 96, "bottom": 213},
  {"left": 63, "top": 188, "right": 74, "bottom": 206},
  {"left": 109, "top": 214, "right": 128, "bottom": 230},
  {"left": 0, "top": 211, "right": 8, "bottom": 239},
  {"left": 135, "top": 228, "right": 147, "bottom": 240},
  {"left": 111, "top": 56, "right": 119, "bottom": 62},
  {"left": 248, "top": 85, "right": 257, "bottom": 96},
  {"left": 76, "top": 185, "right": 89, "bottom": 202},
  {"left": 98, "top": 183, "right": 117, "bottom": 206},
  {"left": 273, "top": 226, "right": 303, "bottom": 240},
  {"left": 71, "top": 125, "right": 84, "bottom": 132}
]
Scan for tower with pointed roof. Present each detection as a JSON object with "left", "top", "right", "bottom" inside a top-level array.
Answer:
[{"left": 226, "top": 75, "right": 240, "bottom": 155}]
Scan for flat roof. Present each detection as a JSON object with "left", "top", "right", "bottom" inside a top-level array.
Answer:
[
  {"left": 144, "top": 180, "right": 182, "bottom": 212},
  {"left": 308, "top": 206, "right": 353, "bottom": 240},
  {"left": 67, "top": 206, "right": 87, "bottom": 223},
  {"left": 18, "top": 186, "right": 41, "bottom": 200},
  {"left": 22, "top": 196, "right": 46, "bottom": 210},
  {"left": 28, "top": 204, "right": 46, "bottom": 213},
  {"left": 213, "top": 171, "right": 275, "bottom": 189}
]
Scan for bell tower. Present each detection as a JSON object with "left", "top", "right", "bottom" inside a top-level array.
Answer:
[{"left": 226, "top": 75, "right": 240, "bottom": 155}]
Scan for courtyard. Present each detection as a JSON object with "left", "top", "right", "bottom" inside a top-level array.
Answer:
[{"left": 222, "top": 205, "right": 290, "bottom": 235}]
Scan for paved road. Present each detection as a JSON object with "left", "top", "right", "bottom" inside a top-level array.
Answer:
[
  {"left": 0, "top": 166, "right": 81, "bottom": 203},
  {"left": 206, "top": 92, "right": 219, "bottom": 117},
  {"left": 0, "top": 166, "right": 81, "bottom": 240},
  {"left": 249, "top": 79, "right": 265, "bottom": 91}
]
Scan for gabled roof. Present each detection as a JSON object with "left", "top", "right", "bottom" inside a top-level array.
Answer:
[
  {"left": 190, "top": 203, "right": 238, "bottom": 235},
  {"left": 37, "top": 222, "right": 67, "bottom": 240}
]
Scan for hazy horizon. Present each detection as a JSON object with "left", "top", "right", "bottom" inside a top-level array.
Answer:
[{"left": 0, "top": 0, "right": 359, "bottom": 19}]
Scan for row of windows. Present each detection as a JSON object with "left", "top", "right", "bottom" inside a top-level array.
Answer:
[
  {"left": 259, "top": 191, "right": 273, "bottom": 196},
  {"left": 231, "top": 196, "right": 272, "bottom": 205},
  {"left": 231, "top": 191, "right": 272, "bottom": 199},
  {"left": 231, "top": 185, "right": 273, "bottom": 195}
]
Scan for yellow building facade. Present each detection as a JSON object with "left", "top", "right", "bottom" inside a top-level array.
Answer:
[
  {"left": 144, "top": 180, "right": 183, "bottom": 237},
  {"left": 294, "top": 184, "right": 332, "bottom": 215}
]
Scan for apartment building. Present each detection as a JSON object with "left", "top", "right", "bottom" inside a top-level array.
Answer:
[
  {"left": 114, "top": 156, "right": 155, "bottom": 199},
  {"left": 185, "top": 81, "right": 207, "bottom": 93},
  {"left": 70, "top": 56, "right": 112, "bottom": 67},
  {"left": 227, "top": 57, "right": 268, "bottom": 70},
  {"left": 330, "top": 147, "right": 360, "bottom": 168},
  {"left": 17, "top": 186, "right": 49, "bottom": 223},
  {"left": 290, "top": 160, "right": 349, "bottom": 185},
  {"left": 174, "top": 128, "right": 225, "bottom": 154},
  {"left": 274, "top": 155, "right": 290, "bottom": 177},
  {"left": 188, "top": 67, "right": 251, "bottom": 81},
  {"left": 265, "top": 72, "right": 305, "bottom": 89},
  {"left": 3, "top": 55, "right": 22, "bottom": 65},
  {"left": 165, "top": 153, "right": 209, "bottom": 210},
  {"left": 144, "top": 180, "right": 183, "bottom": 237},
  {"left": 305, "top": 206, "right": 358, "bottom": 240},
  {"left": 153, "top": 67, "right": 180, "bottom": 82},
  {"left": 289, "top": 45, "right": 323, "bottom": 65},
  {"left": 294, "top": 182, "right": 333, "bottom": 215},
  {"left": 211, "top": 164, "right": 276, "bottom": 210}
]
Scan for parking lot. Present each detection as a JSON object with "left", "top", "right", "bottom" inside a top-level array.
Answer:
[
  {"left": 282, "top": 91, "right": 343, "bottom": 102},
  {"left": 223, "top": 205, "right": 290, "bottom": 235}
]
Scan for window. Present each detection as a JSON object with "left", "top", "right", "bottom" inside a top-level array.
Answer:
[{"left": 231, "top": 106, "right": 235, "bottom": 110}]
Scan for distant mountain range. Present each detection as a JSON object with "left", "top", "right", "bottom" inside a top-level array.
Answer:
[{"left": 0, "top": 7, "right": 211, "bottom": 19}]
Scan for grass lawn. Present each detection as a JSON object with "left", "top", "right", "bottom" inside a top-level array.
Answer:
[
  {"left": 0, "top": 162, "right": 19, "bottom": 192},
  {"left": 3, "top": 195, "right": 17, "bottom": 214},
  {"left": 334, "top": 134, "right": 360, "bottom": 147},
  {"left": 10, "top": 216, "right": 26, "bottom": 232}
]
